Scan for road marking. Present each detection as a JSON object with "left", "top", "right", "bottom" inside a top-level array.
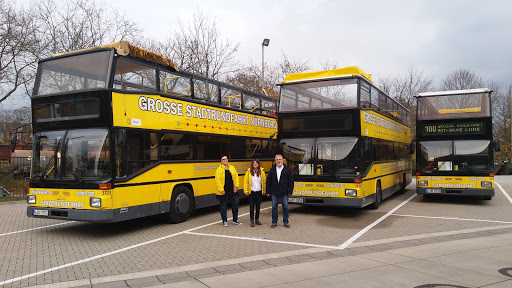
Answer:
[
  {"left": 0, "top": 207, "right": 272, "bottom": 286},
  {"left": 494, "top": 181, "right": 512, "bottom": 205},
  {"left": 186, "top": 231, "right": 340, "bottom": 250},
  {"left": 392, "top": 214, "right": 512, "bottom": 224},
  {"left": 0, "top": 221, "right": 75, "bottom": 237},
  {"left": 338, "top": 193, "right": 417, "bottom": 249}
]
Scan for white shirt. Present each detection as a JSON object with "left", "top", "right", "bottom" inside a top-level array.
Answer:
[
  {"left": 251, "top": 173, "right": 262, "bottom": 191},
  {"left": 276, "top": 165, "right": 284, "bottom": 183}
]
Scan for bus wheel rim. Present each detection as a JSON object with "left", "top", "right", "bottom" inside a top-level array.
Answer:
[{"left": 175, "top": 193, "right": 190, "bottom": 215}]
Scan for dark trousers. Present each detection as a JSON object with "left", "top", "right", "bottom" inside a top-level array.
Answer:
[
  {"left": 218, "top": 193, "right": 239, "bottom": 222},
  {"left": 248, "top": 192, "right": 262, "bottom": 220}
]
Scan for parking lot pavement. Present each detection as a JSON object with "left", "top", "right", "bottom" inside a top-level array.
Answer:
[
  {"left": 28, "top": 229, "right": 512, "bottom": 288},
  {"left": 3, "top": 179, "right": 512, "bottom": 287}
]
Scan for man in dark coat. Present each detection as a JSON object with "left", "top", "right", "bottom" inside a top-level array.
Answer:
[{"left": 266, "top": 154, "right": 294, "bottom": 228}]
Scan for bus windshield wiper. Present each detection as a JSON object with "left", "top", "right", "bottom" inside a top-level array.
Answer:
[{"left": 40, "top": 155, "right": 55, "bottom": 181}]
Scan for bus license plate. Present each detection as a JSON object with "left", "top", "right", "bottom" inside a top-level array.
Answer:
[
  {"left": 426, "top": 189, "right": 442, "bottom": 194},
  {"left": 288, "top": 198, "right": 303, "bottom": 203},
  {"left": 33, "top": 209, "right": 49, "bottom": 216}
]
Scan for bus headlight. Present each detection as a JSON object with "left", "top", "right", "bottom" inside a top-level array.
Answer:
[
  {"left": 345, "top": 189, "right": 357, "bottom": 197},
  {"left": 418, "top": 180, "right": 428, "bottom": 186},
  {"left": 90, "top": 198, "right": 102, "bottom": 208},
  {"left": 27, "top": 195, "right": 36, "bottom": 204},
  {"left": 481, "top": 181, "right": 492, "bottom": 188}
]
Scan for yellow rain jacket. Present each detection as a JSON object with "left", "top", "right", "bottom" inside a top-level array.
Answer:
[{"left": 215, "top": 164, "right": 240, "bottom": 195}]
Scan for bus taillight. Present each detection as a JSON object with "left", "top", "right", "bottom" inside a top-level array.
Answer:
[
  {"left": 354, "top": 178, "right": 362, "bottom": 183},
  {"left": 489, "top": 173, "right": 495, "bottom": 177}
]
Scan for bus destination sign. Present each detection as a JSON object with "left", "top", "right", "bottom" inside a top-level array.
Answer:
[{"left": 421, "top": 122, "right": 486, "bottom": 136}]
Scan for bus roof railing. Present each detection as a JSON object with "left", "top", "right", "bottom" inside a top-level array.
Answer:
[
  {"left": 281, "top": 66, "right": 372, "bottom": 84},
  {"left": 52, "top": 41, "right": 177, "bottom": 71},
  {"left": 416, "top": 88, "right": 492, "bottom": 97}
]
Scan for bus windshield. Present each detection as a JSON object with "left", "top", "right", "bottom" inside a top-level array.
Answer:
[
  {"left": 35, "top": 50, "right": 112, "bottom": 96},
  {"left": 280, "top": 79, "right": 358, "bottom": 112},
  {"left": 32, "top": 128, "right": 111, "bottom": 181},
  {"left": 417, "top": 140, "right": 492, "bottom": 172},
  {"left": 280, "top": 137, "right": 359, "bottom": 177}
]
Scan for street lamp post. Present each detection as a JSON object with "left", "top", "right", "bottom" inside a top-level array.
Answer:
[{"left": 262, "top": 38, "right": 270, "bottom": 94}]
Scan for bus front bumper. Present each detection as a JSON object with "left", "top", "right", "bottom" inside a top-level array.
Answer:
[
  {"left": 27, "top": 207, "right": 115, "bottom": 223},
  {"left": 288, "top": 195, "right": 373, "bottom": 208},
  {"left": 416, "top": 188, "right": 495, "bottom": 197}
]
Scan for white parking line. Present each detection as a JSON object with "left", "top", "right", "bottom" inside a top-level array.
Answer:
[
  {"left": 494, "top": 181, "right": 512, "bottom": 205},
  {"left": 338, "top": 193, "right": 417, "bottom": 249},
  {"left": 0, "top": 207, "right": 271, "bottom": 286},
  {"left": 186, "top": 231, "right": 340, "bottom": 250},
  {"left": 392, "top": 214, "right": 512, "bottom": 224},
  {"left": 0, "top": 220, "right": 221, "bottom": 286},
  {"left": 0, "top": 222, "right": 75, "bottom": 237}
]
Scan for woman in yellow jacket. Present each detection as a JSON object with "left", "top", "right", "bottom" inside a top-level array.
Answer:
[
  {"left": 244, "top": 159, "right": 266, "bottom": 227},
  {"left": 215, "top": 155, "right": 240, "bottom": 227}
]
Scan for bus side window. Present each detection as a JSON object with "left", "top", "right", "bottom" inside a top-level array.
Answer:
[{"left": 126, "top": 130, "right": 158, "bottom": 175}]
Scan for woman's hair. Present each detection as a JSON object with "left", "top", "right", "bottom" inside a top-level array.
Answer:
[{"left": 250, "top": 159, "right": 261, "bottom": 176}]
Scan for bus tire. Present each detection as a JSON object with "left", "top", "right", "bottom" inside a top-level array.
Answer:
[
  {"left": 167, "top": 186, "right": 194, "bottom": 223},
  {"left": 398, "top": 174, "right": 406, "bottom": 194},
  {"left": 369, "top": 182, "right": 382, "bottom": 209}
]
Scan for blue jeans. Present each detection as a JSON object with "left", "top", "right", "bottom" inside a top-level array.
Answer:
[
  {"left": 271, "top": 194, "right": 289, "bottom": 224},
  {"left": 219, "top": 194, "right": 239, "bottom": 222}
]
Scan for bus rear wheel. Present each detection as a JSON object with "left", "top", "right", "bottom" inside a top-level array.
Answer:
[
  {"left": 370, "top": 182, "right": 382, "bottom": 209},
  {"left": 167, "top": 186, "right": 194, "bottom": 223}
]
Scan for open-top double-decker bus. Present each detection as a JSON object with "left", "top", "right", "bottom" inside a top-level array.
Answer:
[
  {"left": 278, "top": 66, "right": 412, "bottom": 209},
  {"left": 26, "top": 41, "right": 278, "bottom": 223},
  {"left": 415, "top": 88, "right": 499, "bottom": 200}
]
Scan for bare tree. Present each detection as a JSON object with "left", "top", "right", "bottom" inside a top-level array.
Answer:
[
  {"left": 376, "top": 66, "right": 434, "bottom": 108},
  {"left": 439, "top": 68, "right": 485, "bottom": 91},
  {"left": 0, "top": 0, "right": 38, "bottom": 104},
  {"left": 227, "top": 53, "right": 310, "bottom": 98},
  {"left": 154, "top": 10, "right": 239, "bottom": 80},
  {"left": 32, "top": 0, "right": 141, "bottom": 58},
  {"left": 0, "top": 107, "right": 31, "bottom": 144}
]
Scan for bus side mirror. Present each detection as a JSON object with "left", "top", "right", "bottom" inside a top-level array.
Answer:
[
  {"left": 10, "top": 135, "right": 17, "bottom": 152},
  {"left": 494, "top": 140, "right": 501, "bottom": 152},
  {"left": 409, "top": 142, "right": 416, "bottom": 154}
]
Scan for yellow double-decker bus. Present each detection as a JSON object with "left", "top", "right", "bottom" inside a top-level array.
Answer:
[
  {"left": 415, "top": 88, "right": 499, "bottom": 200},
  {"left": 26, "top": 41, "right": 277, "bottom": 223},
  {"left": 278, "top": 66, "right": 412, "bottom": 209}
]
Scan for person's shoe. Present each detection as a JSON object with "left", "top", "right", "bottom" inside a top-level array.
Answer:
[
  {"left": 233, "top": 220, "right": 242, "bottom": 225},
  {"left": 255, "top": 219, "right": 262, "bottom": 225},
  {"left": 271, "top": 223, "right": 277, "bottom": 228},
  {"left": 250, "top": 220, "right": 255, "bottom": 227},
  {"left": 284, "top": 222, "right": 290, "bottom": 228},
  {"left": 223, "top": 221, "right": 228, "bottom": 227}
]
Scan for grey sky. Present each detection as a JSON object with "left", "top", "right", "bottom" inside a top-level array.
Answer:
[
  {"left": 5, "top": 0, "right": 511, "bottom": 110},
  {"left": 104, "top": 0, "right": 511, "bottom": 85}
]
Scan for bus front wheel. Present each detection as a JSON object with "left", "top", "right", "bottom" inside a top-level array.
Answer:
[
  {"left": 167, "top": 186, "right": 194, "bottom": 223},
  {"left": 369, "top": 182, "right": 382, "bottom": 209}
]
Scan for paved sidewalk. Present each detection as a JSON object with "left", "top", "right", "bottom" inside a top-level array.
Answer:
[{"left": 30, "top": 227, "right": 512, "bottom": 288}]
